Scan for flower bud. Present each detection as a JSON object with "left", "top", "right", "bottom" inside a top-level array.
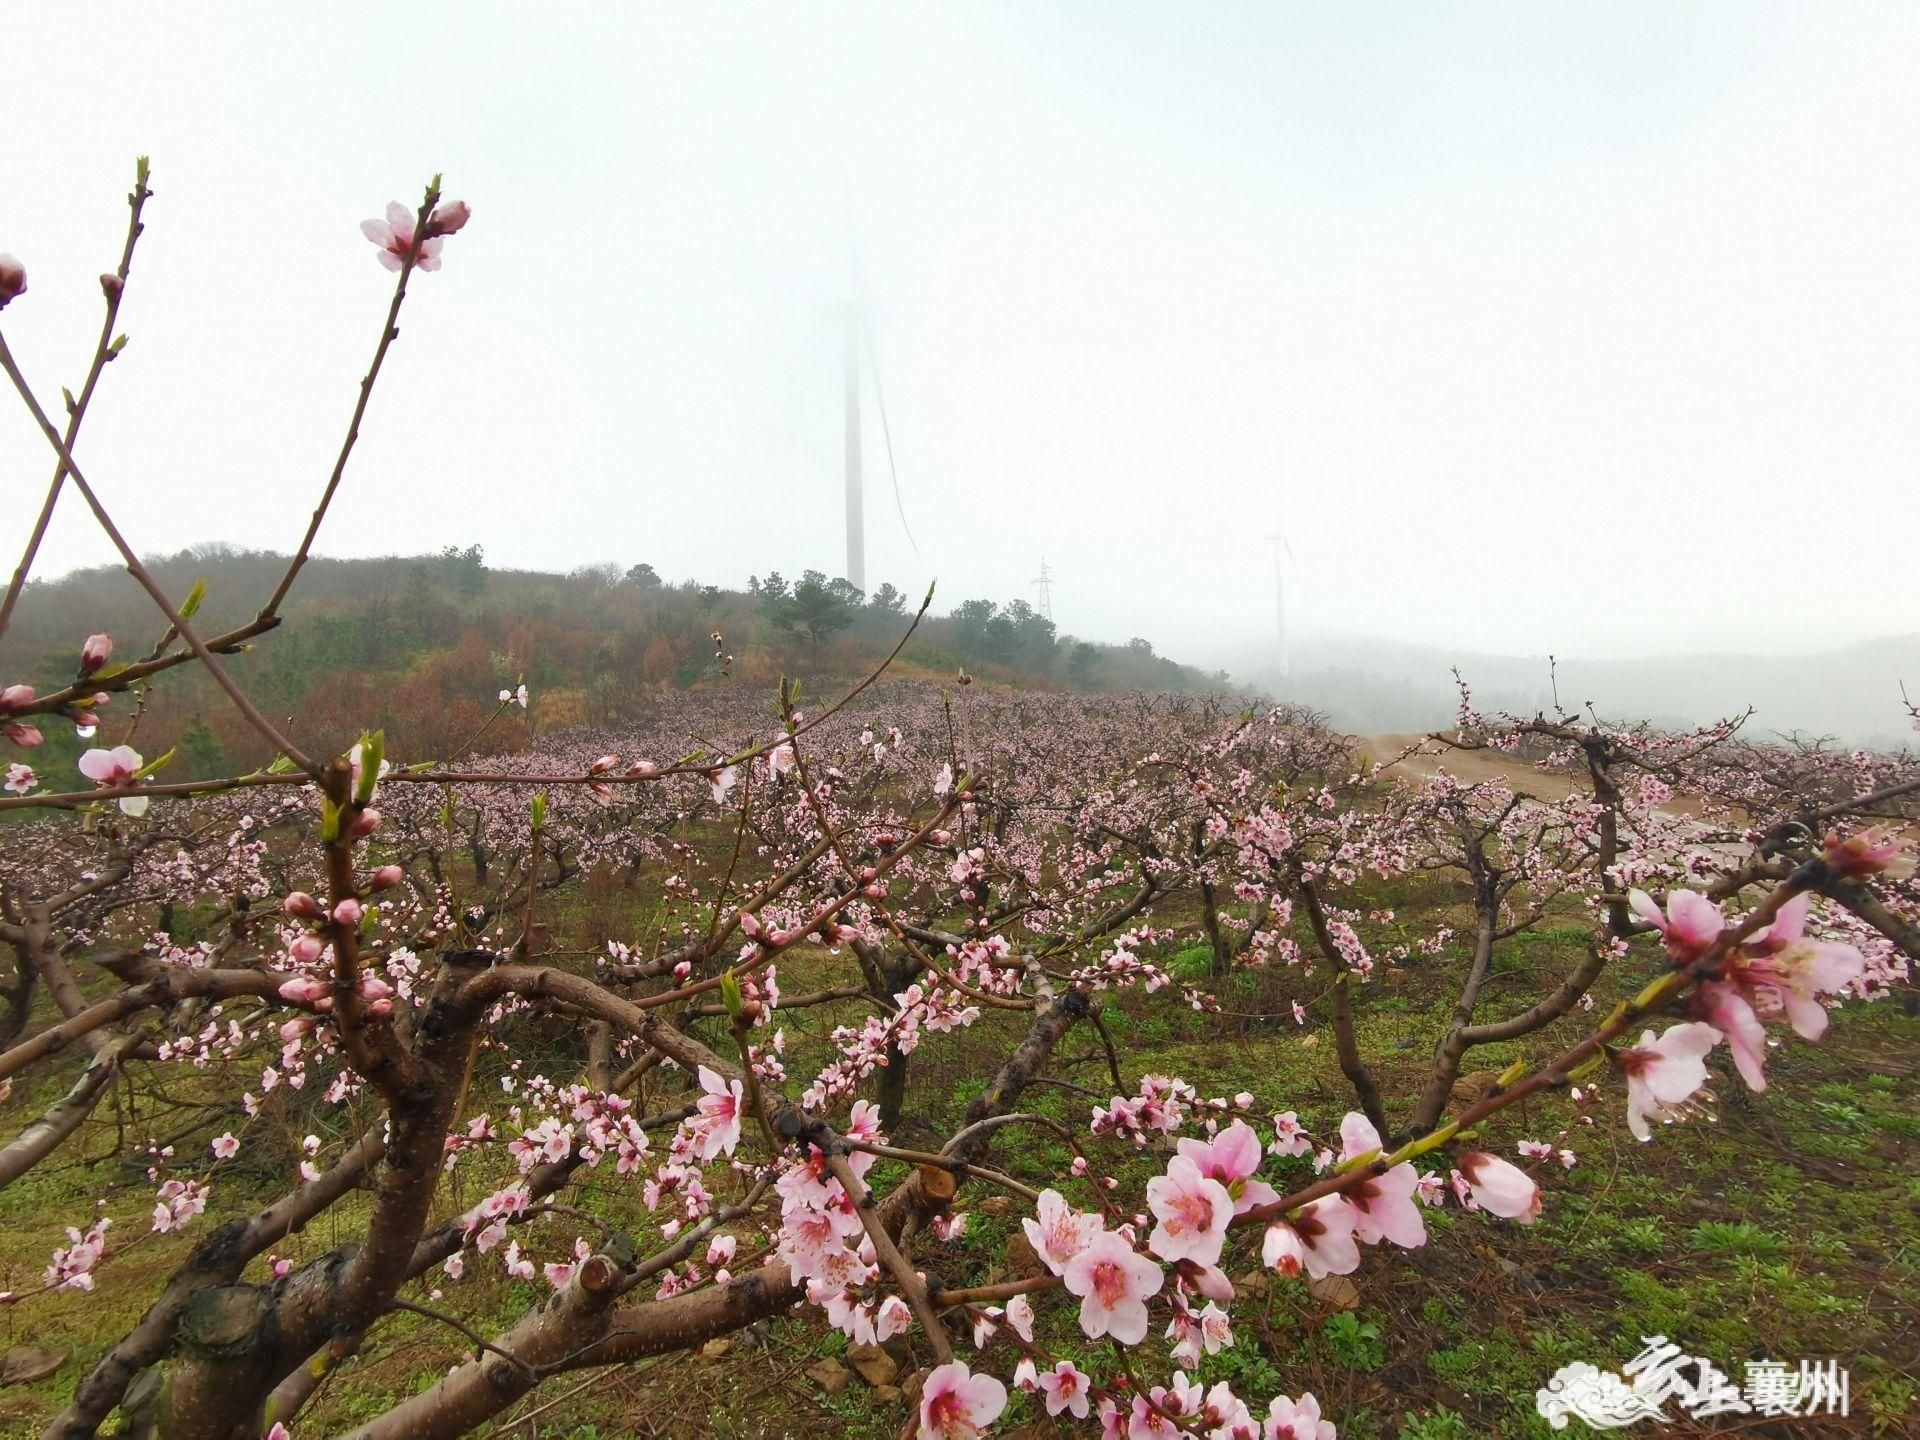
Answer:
[
  {"left": 283, "top": 891, "right": 324, "bottom": 920},
  {"left": 348, "top": 807, "right": 381, "bottom": 839},
  {"left": 290, "top": 934, "right": 326, "bottom": 964},
  {"left": 0, "top": 684, "right": 36, "bottom": 713},
  {"left": 78, "top": 633, "right": 113, "bottom": 676},
  {"left": 278, "top": 975, "right": 328, "bottom": 1005},
  {"left": 426, "top": 199, "right": 471, "bottom": 236},
  {"left": 1823, "top": 825, "right": 1900, "bottom": 878},
  {"left": 99, "top": 273, "right": 122, "bottom": 302},
  {"left": 0, "top": 254, "right": 25, "bottom": 308},
  {"left": 332, "top": 898, "right": 364, "bottom": 927},
  {"left": 5, "top": 722, "right": 43, "bottom": 748},
  {"left": 367, "top": 864, "right": 405, "bottom": 892},
  {"left": 590, "top": 754, "right": 619, "bottom": 775}
]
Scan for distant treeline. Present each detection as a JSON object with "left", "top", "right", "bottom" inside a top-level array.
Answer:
[{"left": 0, "top": 545, "right": 1232, "bottom": 778}]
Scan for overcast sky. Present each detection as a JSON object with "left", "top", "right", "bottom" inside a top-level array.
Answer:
[{"left": 3, "top": 3, "right": 1916, "bottom": 666}]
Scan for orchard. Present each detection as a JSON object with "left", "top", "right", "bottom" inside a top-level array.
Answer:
[{"left": 0, "top": 170, "right": 1914, "bottom": 1440}]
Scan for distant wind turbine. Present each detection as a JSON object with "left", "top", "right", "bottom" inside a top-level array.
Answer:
[
  {"left": 841, "top": 184, "right": 916, "bottom": 594},
  {"left": 1264, "top": 529, "right": 1296, "bottom": 680}
]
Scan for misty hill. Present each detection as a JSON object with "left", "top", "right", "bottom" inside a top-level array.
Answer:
[
  {"left": 0, "top": 545, "right": 1225, "bottom": 775},
  {"left": 1229, "top": 631, "right": 1918, "bottom": 749}
]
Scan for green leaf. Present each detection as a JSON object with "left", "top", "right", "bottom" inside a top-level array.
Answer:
[
  {"left": 530, "top": 793, "right": 548, "bottom": 829},
  {"left": 179, "top": 578, "right": 207, "bottom": 622},
  {"left": 354, "top": 729, "right": 385, "bottom": 806},
  {"left": 132, "top": 748, "right": 176, "bottom": 781}
]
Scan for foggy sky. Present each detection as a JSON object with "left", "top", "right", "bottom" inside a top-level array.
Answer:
[{"left": 3, "top": 3, "right": 1917, "bottom": 669}]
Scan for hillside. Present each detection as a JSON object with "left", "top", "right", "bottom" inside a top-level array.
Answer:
[{"left": 0, "top": 545, "right": 1228, "bottom": 776}]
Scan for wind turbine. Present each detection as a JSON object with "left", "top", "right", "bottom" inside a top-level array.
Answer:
[
  {"left": 841, "top": 186, "right": 916, "bottom": 594},
  {"left": 1264, "top": 529, "right": 1295, "bottom": 680}
]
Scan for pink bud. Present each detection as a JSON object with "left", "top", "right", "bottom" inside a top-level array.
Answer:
[
  {"left": 69, "top": 710, "right": 99, "bottom": 730},
  {"left": 348, "top": 808, "right": 381, "bottom": 839},
  {"left": 279, "top": 1017, "right": 314, "bottom": 1041},
  {"left": 367, "top": 864, "right": 405, "bottom": 891},
  {"left": 332, "top": 898, "right": 364, "bottom": 926},
  {"left": 1823, "top": 825, "right": 1900, "bottom": 878},
  {"left": 78, "top": 634, "right": 113, "bottom": 676},
  {"left": 0, "top": 684, "right": 36, "bottom": 713},
  {"left": 930, "top": 830, "right": 952, "bottom": 846},
  {"left": 356, "top": 974, "right": 392, "bottom": 1000},
  {"left": 283, "top": 891, "right": 323, "bottom": 919},
  {"left": 278, "top": 976, "right": 329, "bottom": 1005},
  {"left": 100, "top": 273, "right": 122, "bottom": 301},
  {"left": 590, "top": 754, "right": 619, "bottom": 775},
  {"left": 739, "top": 913, "right": 762, "bottom": 939},
  {"left": 0, "top": 254, "right": 25, "bottom": 308},
  {"left": 858, "top": 867, "right": 878, "bottom": 883},
  {"left": 290, "top": 934, "right": 325, "bottom": 964},
  {"left": 861, "top": 883, "right": 887, "bottom": 899},
  {"left": 4, "top": 722, "right": 40, "bottom": 748},
  {"left": 426, "top": 199, "right": 472, "bottom": 236}
]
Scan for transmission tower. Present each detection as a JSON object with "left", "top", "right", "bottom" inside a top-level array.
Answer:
[{"left": 1032, "top": 558, "right": 1055, "bottom": 623}]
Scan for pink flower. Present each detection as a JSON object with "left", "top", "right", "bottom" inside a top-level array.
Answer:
[
  {"left": 1616, "top": 1022, "right": 1720, "bottom": 1140},
  {"left": 1177, "top": 1119, "right": 1281, "bottom": 1214},
  {"left": 934, "top": 762, "right": 954, "bottom": 796},
  {"left": 1022, "top": 1189, "right": 1100, "bottom": 1274},
  {"left": 1036, "top": 1360, "right": 1093, "bottom": 1419},
  {"left": 1270, "top": 1111, "right": 1312, "bottom": 1157},
  {"left": 917, "top": 1360, "right": 1008, "bottom": 1440},
  {"left": 1692, "top": 983, "right": 1771, "bottom": 1091},
  {"left": 1455, "top": 1152, "right": 1540, "bottom": 1223},
  {"left": 1338, "top": 1114, "right": 1426, "bottom": 1249},
  {"left": 78, "top": 744, "right": 148, "bottom": 816},
  {"left": 1292, "top": 1195, "right": 1361, "bottom": 1279},
  {"left": 1823, "top": 825, "right": 1900, "bottom": 877},
  {"left": 767, "top": 742, "right": 796, "bottom": 778},
  {"left": 0, "top": 253, "right": 25, "bottom": 308},
  {"left": 360, "top": 201, "right": 445, "bottom": 272},
  {"left": 1145, "top": 1154, "right": 1233, "bottom": 1265},
  {"left": 691, "top": 1065, "right": 744, "bottom": 1160},
  {"left": 210, "top": 1133, "right": 240, "bottom": 1161},
  {"left": 1722, "top": 893, "right": 1867, "bottom": 1047},
  {"left": 1005, "top": 1292, "right": 1035, "bottom": 1342},
  {"left": 4, "top": 763, "right": 34, "bottom": 795},
  {"left": 709, "top": 766, "right": 739, "bottom": 804},
  {"left": 1062, "top": 1228, "right": 1164, "bottom": 1344},
  {"left": 78, "top": 633, "right": 113, "bottom": 676},
  {"left": 1264, "top": 1391, "right": 1336, "bottom": 1440},
  {"left": 1629, "top": 887, "right": 1724, "bottom": 963},
  {"left": 1262, "top": 1223, "right": 1306, "bottom": 1276}
]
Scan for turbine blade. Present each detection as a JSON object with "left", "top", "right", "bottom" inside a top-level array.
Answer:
[{"left": 861, "top": 315, "right": 919, "bottom": 556}]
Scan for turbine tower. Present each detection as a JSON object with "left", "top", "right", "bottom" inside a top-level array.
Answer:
[{"left": 844, "top": 304, "right": 865, "bottom": 593}]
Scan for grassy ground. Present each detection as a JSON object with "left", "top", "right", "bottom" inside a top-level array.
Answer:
[{"left": 1, "top": 888, "right": 1915, "bottom": 1438}]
